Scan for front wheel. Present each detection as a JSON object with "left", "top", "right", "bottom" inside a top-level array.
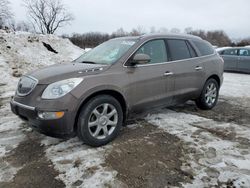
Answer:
[
  {"left": 77, "top": 95, "right": 123, "bottom": 147},
  {"left": 195, "top": 78, "right": 219, "bottom": 110}
]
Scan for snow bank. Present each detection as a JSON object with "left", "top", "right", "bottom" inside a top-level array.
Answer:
[{"left": 0, "top": 30, "right": 84, "bottom": 76}]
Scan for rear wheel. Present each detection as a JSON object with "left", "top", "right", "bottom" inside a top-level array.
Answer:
[
  {"left": 77, "top": 95, "right": 123, "bottom": 147},
  {"left": 195, "top": 78, "right": 219, "bottom": 110}
]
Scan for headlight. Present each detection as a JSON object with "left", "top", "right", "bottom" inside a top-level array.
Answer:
[{"left": 41, "top": 78, "right": 83, "bottom": 99}]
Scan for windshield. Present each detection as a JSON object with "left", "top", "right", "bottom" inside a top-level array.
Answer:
[{"left": 73, "top": 39, "right": 138, "bottom": 65}]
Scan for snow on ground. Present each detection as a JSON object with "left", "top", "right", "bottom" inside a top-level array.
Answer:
[
  {"left": 146, "top": 110, "right": 250, "bottom": 188},
  {"left": 0, "top": 102, "right": 25, "bottom": 182},
  {"left": 0, "top": 30, "right": 84, "bottom": 183},
  {"left": 0, "top": 55, "right": 23, "bottom": 182},
  {"left": 220, "top": 72, "right": 250, "bottom": 98},
  {"left": 41, "top": 137, "right": 117, "bottom": 188}
]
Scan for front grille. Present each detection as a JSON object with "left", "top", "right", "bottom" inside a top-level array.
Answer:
[{"left": 17, "top": 76, "right": 38, "bottom": 96}]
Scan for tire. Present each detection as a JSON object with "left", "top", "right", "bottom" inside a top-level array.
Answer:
[
  {"left": 77, "top": 95, "right": 123, "bottom": 147},
  {"left": 195, "top": 78, "right": 219, "bottom": 110}
]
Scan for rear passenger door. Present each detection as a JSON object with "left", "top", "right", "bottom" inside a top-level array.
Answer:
[
  {"left": 238, "top": 49, "right": 250, "bottom": 73},
  {"left": 220, "top": 48, "right": 238, "bottom": 71},
  {"left": 166, "top": 39, "right": 205, "bottom": 103}
]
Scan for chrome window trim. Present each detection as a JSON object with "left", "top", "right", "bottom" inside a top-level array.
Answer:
[
  {"left": 127, "top": 53, "right": 216, "bottom": 68},
  {"left": 17, "top": 75, "right": 39, "bottom": 97},
  {"left": 123, "top": 37, "right": 216, "bottom": 68},
  {"left": 11, "top": 100, "right": 35, "bottom": 111}
]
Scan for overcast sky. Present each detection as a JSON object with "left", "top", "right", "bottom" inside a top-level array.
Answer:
[{"left": 11, "top": 0, "right": 250, "bottom": 39}]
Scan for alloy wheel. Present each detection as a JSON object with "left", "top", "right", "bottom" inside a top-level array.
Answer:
[
  {"left": 88, "top": 103, "right": 118, "bottom": 140},
  {"left": 205, "top": 82, "right": 217, "bottom": 106}
]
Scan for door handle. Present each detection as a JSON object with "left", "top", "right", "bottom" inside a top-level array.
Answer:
[
  {"left": 195, "top": 66, "right": 203, "bottom": 71},
  {"left": 164, "top": 71, "right": 174, "bottom": 76}
]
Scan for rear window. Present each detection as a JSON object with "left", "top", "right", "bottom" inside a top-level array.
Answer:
[
  {"left": 192, "top": 40, "right": 215, "bottom": 56},
  {"left": 167, "top": 39, "right": 191, "bottom": 61}
]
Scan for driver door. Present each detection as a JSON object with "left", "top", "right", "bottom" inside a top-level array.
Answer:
[{"left": 125, "top": 39, "right": 175, "bottom": 114}]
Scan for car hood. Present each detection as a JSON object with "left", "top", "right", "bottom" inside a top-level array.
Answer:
[{"left": 28, "top": 63, "right": 108, "bottom": 84}]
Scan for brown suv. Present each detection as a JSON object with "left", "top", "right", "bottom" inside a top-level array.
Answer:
[{"left": 10, "top": 34, "right": 224, "bottom": 146}]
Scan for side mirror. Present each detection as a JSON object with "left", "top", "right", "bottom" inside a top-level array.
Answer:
[{"left": 131, "top": 53, "right": 151, "bottom": 65}]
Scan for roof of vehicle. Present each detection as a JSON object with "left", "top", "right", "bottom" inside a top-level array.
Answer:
[
  {"left": 215, "top": 47, "right": 232, "bottom": 52},
  {"left": 141, "top": 33, "right": 202, "bottom": 40},
  {"left": 112, "top": 33, "right": 202, "bottom": 41},
  {"left": 216, "top": 46, "right": 250, "bottom": 51}
]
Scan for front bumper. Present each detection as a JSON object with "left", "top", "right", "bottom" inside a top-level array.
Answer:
[{"left": 10, "top": 98, "right": 76, "bottom": 138}]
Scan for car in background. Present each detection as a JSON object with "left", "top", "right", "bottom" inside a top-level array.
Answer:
[{"left": 217, "top": 47, "right": 250, "bottom": 73}]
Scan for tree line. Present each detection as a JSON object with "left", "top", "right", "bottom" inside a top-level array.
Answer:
[{"left": 64, "top": 28, "right": 250, "bottom": 49}]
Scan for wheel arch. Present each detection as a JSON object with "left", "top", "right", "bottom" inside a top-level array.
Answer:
[
  {"left": 74, "top": 89, "right": 128, "bottom": 131},
  {"left": 206, "top": 74, "right": 221, "bottom": 87}
]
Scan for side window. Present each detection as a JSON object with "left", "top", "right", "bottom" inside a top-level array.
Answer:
[
  {"left": 222, "top": 49, "right": 238, "bottom": 56},
  {"left": 135, "top": 40, "right": 168, "bottom": 64},
  {"left": 167, "top": 39, "right": 191, "bottom": 61},
  {"left": 192, "top": 40, "right": 215, "bottom": 56},
  {"left": 239, "top": 49, "right": 250, "bottom": 56},
  {"left": 186, "top": 41, "right": 197, "bottom": 58}
]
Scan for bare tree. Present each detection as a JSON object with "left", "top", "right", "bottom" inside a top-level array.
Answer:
[
  {"left": 149, "top": 26, "right": 156, "bottom": 33},
  {"left": 157, "top": 27, "right": 168, "bottom": 33},
  {"left": 23, "top": 0, "right": 74, "bottom": 34},
  {"left": 130, "top": 26, "right": 146, "bottom": 36},
  {"left": 0, "top": 0, "right": 13, "bottom": 28},
  {"left": 170, "top": 28, "right": 181, "bottom": 34},
  {"left": 184, "top": 27, "right": 193, "bottom": 34},
  {"left": 9, "top": 20, "right": 33, "bottom": 32},
  {"left": 111, "top": 28, "right": 128, "bottom": 37}
]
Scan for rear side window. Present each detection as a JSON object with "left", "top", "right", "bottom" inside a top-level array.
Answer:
[
  {"left": 167, "top": 39, "right": 191, "bottom": 61},
  {"left": 192, "top": 40, "right": 215, "bottom": 56},
  {"left": 222, "top": 49, "right": 238, "bottom": 56}
]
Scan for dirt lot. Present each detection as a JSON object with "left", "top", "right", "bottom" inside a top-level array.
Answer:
[{"left": 0, "top": 72, "right": 250, "bottom": 188}]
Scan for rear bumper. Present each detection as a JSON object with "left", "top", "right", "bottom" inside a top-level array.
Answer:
[{"left": 10, "top": 98, "right": 76, "bottom": 138}]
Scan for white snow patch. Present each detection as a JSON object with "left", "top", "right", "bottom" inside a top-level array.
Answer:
[
  {"left": 220, "top": 73, "right": 250, "bottom": 98},
  {"left": 0, "top": 161, "right": 22, "bottom": 182},
  {"left": 0, "top": 103, "right": 26, "bottom": 181},
  {"left": 42, "top": 137, "right": 117, "bottom": 188}
]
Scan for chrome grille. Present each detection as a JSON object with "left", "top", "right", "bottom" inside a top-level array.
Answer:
[{"left": 17, "top": 76, "right": 38, "bottom": 96}]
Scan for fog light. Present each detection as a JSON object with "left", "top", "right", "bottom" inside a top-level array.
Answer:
[{"left": 38, "top": 111, "right": 65, "bottom": 120}]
